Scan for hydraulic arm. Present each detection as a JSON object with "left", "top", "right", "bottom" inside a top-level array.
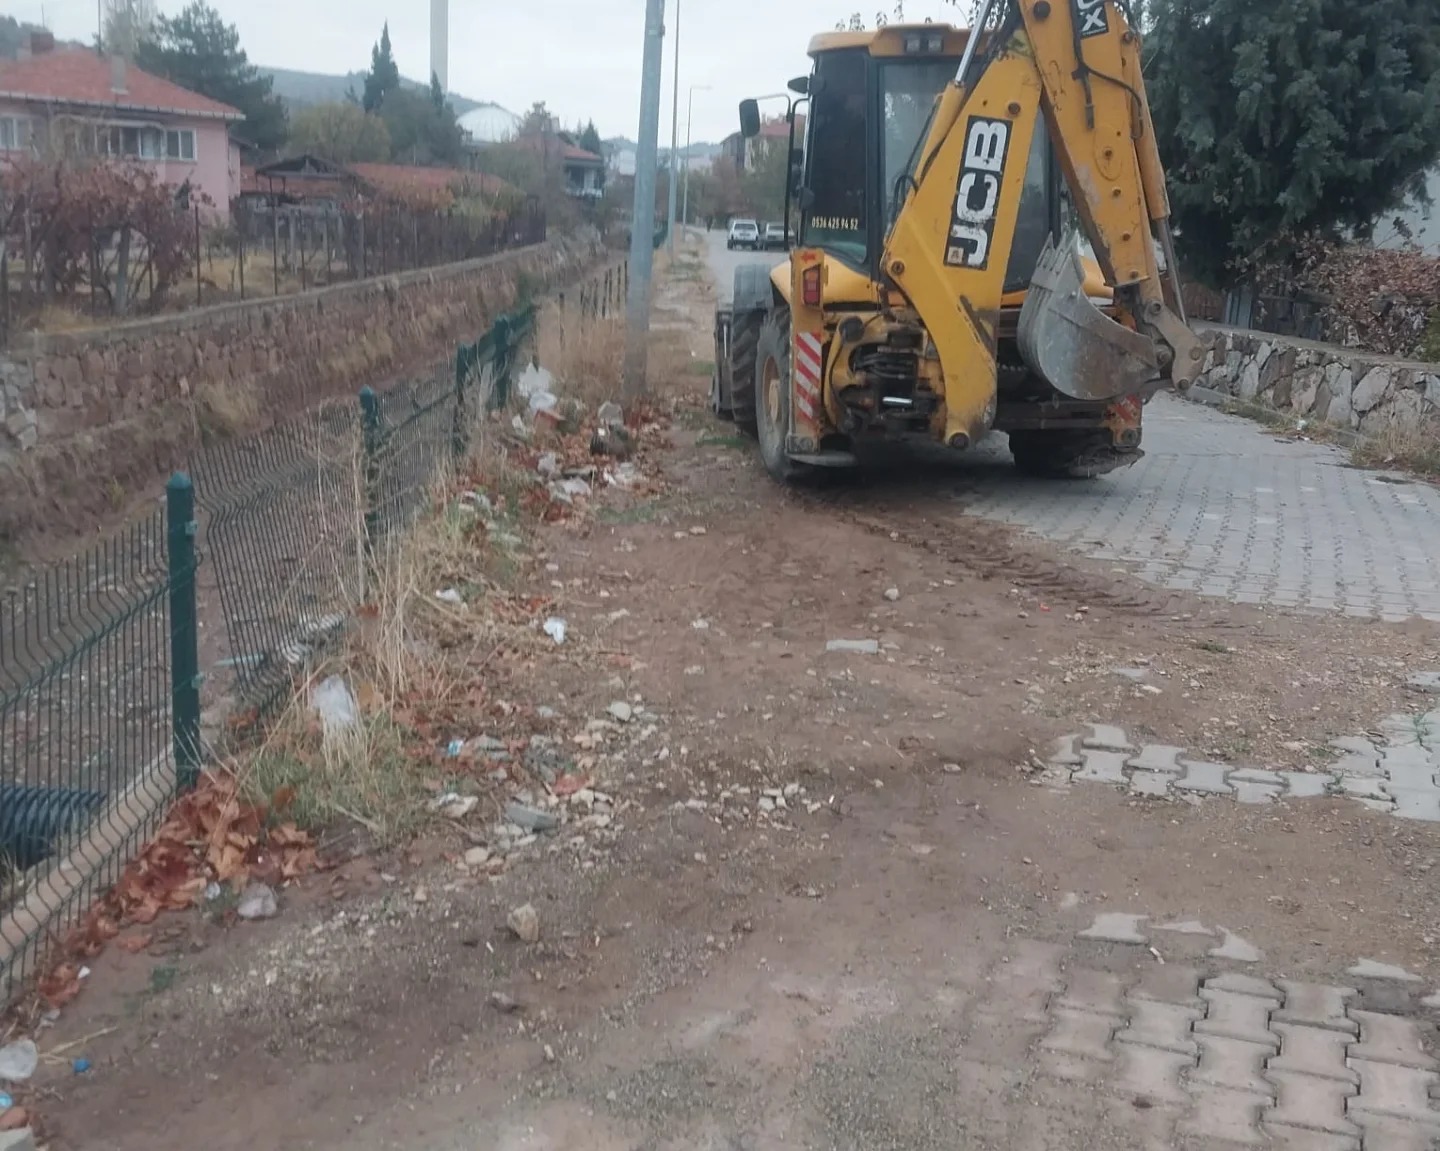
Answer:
[{"left": 882, "top": 0, "right": 1203, "bottom": 449}]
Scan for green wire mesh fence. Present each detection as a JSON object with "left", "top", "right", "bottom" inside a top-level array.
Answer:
[{"left": 0, "top": 259, "right": 625, "bottom": 1004}]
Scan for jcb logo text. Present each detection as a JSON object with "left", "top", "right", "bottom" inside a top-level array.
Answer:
[{"left": 943, "top": 117, "right": 1011, "bottom": 271}]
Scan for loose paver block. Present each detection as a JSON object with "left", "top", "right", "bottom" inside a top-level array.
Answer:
[
  {"left": 1154, "top": 919, "right": 1214, "bottom": 937},
  {"left": 1082, "top": 723, "right": 1135, "bottom": 752},
  {"left": 1175, "top": 760, "right": 1233, "bottom": 795},
  {"left": 1232, "top": 780, "right": 1282, "bottom": 805},
  {"left": 1282, "top": 771, "right": 1335, "bottom": 799},
  {"left": 1331, "top": 752, "right": 1385, "bottom": 779},
  {"left": 1196, "top": 987, "right": 1281, "bottom": 1048},
  {"left": 1339, "top": 776, "right": 1390, "bottom": 801},
  {"left": 1077, "top": 912, "right": 1148, "bottom": 946},
  {"left": 1075, "top": 749, "right": 1129, "bottom": 784},
  {"left": 1229, "top": 767, "right": 1283, "bottom": 785},
  {"left": 1348, "top": 960, "right": 1424, "bottom": 983},
  {"left": 1128, "top": 745, "right": 1186, "bottom": 773},
  {"left": 1269, "top": 1022, "right": 1360, "bottom": 1084},
  {"left": 1129, "top": 770, "right": 1171, "bottom": 798},
  {"left": 1209, "top": 929, "right": 1264, "bottom": 963},
  {"left": 1266, "top": 1070, "right": 1361, "bottom": 1137},
  {"left": 1390, "top": 788, "right": 1440, "bottom": 823},
  {"left": 1332, "top": 735, "right": 1380, "bottom": 757}
]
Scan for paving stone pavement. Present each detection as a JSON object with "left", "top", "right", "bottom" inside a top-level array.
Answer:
[
  {"left": 1049, "top": 719, "right": 1440, "bottom": 822},
  {"left": 949, "top": 396, "right": 1440, "bottom": 623},
  {"left": 1047, "top": 913, "right": 1440, "bottom": 1150}
]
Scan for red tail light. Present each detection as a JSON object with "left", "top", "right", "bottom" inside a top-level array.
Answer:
[{"left": 802, "top": 265, "right": 822, "bottom": 307}]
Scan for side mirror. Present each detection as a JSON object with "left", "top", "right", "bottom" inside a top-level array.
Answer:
[
  {"left": 787, "top": 75, "right": 809, "bottom": 96},
  {"left": 739, "top": 99, "right": 761, "bottom": 139}
]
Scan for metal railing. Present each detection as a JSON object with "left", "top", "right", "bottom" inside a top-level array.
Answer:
[{"left": 0, "top": 260, "right": 625, "bottom": 1003}]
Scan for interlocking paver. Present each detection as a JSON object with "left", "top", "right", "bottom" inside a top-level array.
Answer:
[
  {"left": 1175, "top": 760, "right": 1233, "bottom": 795},
  {"left": 1232, "top": 780, "right": 1282, "bottom": 805},
  {"left": 1349, "top": 1114, "right": 1440, "bottom": 1151},
  {"left": 1351, "top": 1059, "right": 1440, "bottom": 1126},
  {"left": 1129, "top": 745, "right": 1186, "bottom": 773},
  {"left": 1177, "top": 1081, "right": 1269, "bottom": 1145},
  {"left": 1058, "top": 968, "right": 1130, "bottom": 1016},
  {"left": 1266, "top": 1069, "right": 1361, "bottom": 1137},
  {"left": 1283, "top": 771, "right": 1337, "bottom": 798},
  {"left": 1132, "top": 964, "right": 1204, "bottom": 1007},
  {"left": 1077, "top": 913, "right": 1148, "bottom": 946},
  {"left": 1041, "top": 1007, "right": 1119, "bottom": 1062},
  {"left": 1260, "top": 1124, "right": 1360, "bottom": 1151},
  {"left": 1114, "top": 1043, "right": 1192, "bottom": 1106},
  {"left": 1270, "top": 1022, "right": 1360, "bottom": 1083},
  {"left": 1075, "top": 749, "right": 1129, "bottom": 784},
  {"left": 1083, "top": 724, "right": 1136, "bottom": 753},
  {"left": 1209, "top": 973, "right": 1280, "bottom": 1000},
  {"left": 1116, "top": 998, "right": 1202, "bottom": 1055},
  {"left": 1350, "top": 1012, "right": 1440, "bottom": 1071},
  {"left": 1129, "top": 770, "right": 1171, "bottom": 797},
  {"left": 1274, "top": 981, "right": 1358, "bottom": 1033},
  {"left": 1191, "top": 1033, "right": 1275, "bottom": 1095},
  {"left": 1391, "top": 789, "right": 1440, "bottom": 823},
  {"left": 950, "top": 397, "right": 1440, "bottom": 622},
  {"left": 1196, "top": 987, "right": 1280, "bottom": 1048}
]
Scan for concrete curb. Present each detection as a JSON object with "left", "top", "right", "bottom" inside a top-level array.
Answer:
[{"left": 1180, "top": 384, "right": 1363, "bottom": 449}]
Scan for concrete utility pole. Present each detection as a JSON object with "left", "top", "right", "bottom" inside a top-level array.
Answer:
[
  {"left": 665, "top": 0, "right": 681, "bottom": 255},
  {"left": 623, "top": 0, "right": 667, "bottom": 399},
  {"left": 683, "top": 83, "right": 710, "bottom": 228}
]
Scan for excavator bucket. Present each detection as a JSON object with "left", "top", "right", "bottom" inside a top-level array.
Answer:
[{"left": 1017, "top": 231, "right": 1162, "bottom": 402}]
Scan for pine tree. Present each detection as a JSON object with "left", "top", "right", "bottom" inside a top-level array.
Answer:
[
  {"left": 578, "top": 120, "right": 603, "bottom": 157},
  {"left": 362, "top": 23, "right": 401, "bottom": 113},
  {"left": 1146, "top": 0, "right": 1440, "bottom": 287}
]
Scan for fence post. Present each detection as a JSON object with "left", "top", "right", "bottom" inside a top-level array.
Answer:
[
  {"left": 492, "top": 316, "right": 513, "bottom": 412},
  {"left": 359, "top": 387, "right": 382, "bottom": 558},
  {"left": 194, "top": 205, "right": 202, "bottom": 308},
  {"left": 452, "top": 344, "right": 469, "bottom": 461},
  {"left": 167, "top": 473, "right": 202, "bottom": 793}
]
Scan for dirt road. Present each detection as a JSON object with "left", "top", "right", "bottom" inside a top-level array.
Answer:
[{"left": 35, "top": 234, "right": 1440, "bottom": 1151}]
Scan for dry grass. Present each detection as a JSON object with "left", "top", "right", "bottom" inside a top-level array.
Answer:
[
  {"left": 1352, "top": 415, "right": 1440, "bottom": 477},
  {"left": 536, "top": 299, "right": 626, "bottom": 408},
  {"left": 192, "top": 378, "right": 262, "bottom": 439},
  {"left": 224, "top": 403, "right": 543, "bottom": 845}
]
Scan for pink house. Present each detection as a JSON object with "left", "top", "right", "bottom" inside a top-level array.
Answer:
[{"left": 0, "top": 35, "right": 244, "bottom": 218}]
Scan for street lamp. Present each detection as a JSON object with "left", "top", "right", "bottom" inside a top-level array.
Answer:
[{"left": 682, "top": 83, "right": 711, "bottom": 231}]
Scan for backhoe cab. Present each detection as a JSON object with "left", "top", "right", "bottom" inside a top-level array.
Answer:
[{"left": 711, "top": 0, "right": 1203, "bottom": 481}]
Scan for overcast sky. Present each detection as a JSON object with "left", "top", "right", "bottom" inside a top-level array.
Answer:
[{"left": 14, "top": 0, "right": 969, "bottom": 143}]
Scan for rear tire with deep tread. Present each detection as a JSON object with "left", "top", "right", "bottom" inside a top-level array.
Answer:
[
  {"left": 729, "top": 310, "right": 762, "bottom": 435},
  {"left": 755, "top": 308, "right": 804, "bottom": 484}
]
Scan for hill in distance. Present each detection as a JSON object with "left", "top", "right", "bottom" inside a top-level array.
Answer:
[{"left": 262, "top": 66, "right": 485, "bottom": 116}]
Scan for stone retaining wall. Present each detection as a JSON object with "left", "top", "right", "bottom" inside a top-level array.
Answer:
[
  {"left": 0, "top": 231, "right": 604, "bottom": 544},
  {"left": 1195, "top": 325, "right": 1440, "bottom": 435}
]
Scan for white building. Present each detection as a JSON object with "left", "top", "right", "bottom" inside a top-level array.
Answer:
[{"left": 458, "top": 103, "right": 522, "bottom": 144}]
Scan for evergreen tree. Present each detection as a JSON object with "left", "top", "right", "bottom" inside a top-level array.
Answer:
[
  {"left": 136, "top": 1, "right": 287, "bottom": 153},
  {"left": 362, "top": 23, "right": 401, "bottom": 113},
  {"left": 430, "top": 71, "right": 446, "bottom": 113},
  {"left": 578, "top": 120, "right": 603, "bottom": 157},
  {"left": 1146, "top": 0, "right": 1440, "bottom": 287}
]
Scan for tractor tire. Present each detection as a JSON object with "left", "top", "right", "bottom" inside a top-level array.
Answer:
[
  {"left": 755, "top": 308, "right": 804, "bottom": 484},
  {"left": 729, "top": 310, "right": 762, "bottom": 435}
]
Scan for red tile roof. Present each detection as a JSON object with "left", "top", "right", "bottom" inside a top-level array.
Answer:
[
  {"left": 241, "top": 160, "right": 515, "bottom": 202},
  {"left": 349, "top": 162, "right": 514, "bottom": 199},
  {"left": 509, "top": 135, "right": 604, "bottom": 165},
  {"left": 0, "top": 48, "right": 242, "bottom": 120}
]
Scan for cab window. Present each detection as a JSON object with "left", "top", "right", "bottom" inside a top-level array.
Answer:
[{"left": 800, "top": 49, "right": 868, "bottom": 267}]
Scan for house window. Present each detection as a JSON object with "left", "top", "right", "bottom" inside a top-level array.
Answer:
[
  {"left": 166, "top": 129, "right": 195, "bottom": 161},
  {"left": 0, "top": 116, "right": 32, "bottom": 152}
]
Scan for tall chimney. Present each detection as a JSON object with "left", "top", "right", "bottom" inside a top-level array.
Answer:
[
  {"left": 110, "top": 54, "right": 128, "bottom": 95},
  {"left": 430, "top": 0, "right": 449, "bottom": 96}
]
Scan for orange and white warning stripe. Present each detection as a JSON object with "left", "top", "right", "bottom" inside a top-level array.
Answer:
[{"left": 792, "top": 331, "right": 824, "bottom": 427}]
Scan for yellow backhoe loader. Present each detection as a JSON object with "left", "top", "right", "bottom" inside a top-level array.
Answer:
[{"left": 710, "top": 0, "right": 1203, "bottom": 479}]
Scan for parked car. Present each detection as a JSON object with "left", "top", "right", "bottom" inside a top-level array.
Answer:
[
  {"left": 727, "top": 219, "right": 760, "bottom": 251},
  {"left": 760, "top": 222, "right": 788, "bottom": 251}
]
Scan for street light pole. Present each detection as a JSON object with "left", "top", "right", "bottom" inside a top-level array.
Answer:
[
  {"left": 624, "top": 0, "right": 667, "bottom": 399},
  {"left": 683, "top": 83, "right": 710, "bottom": 229},
  {"left": 665, "top": 0, "right": 681, "bottom": 255}
]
